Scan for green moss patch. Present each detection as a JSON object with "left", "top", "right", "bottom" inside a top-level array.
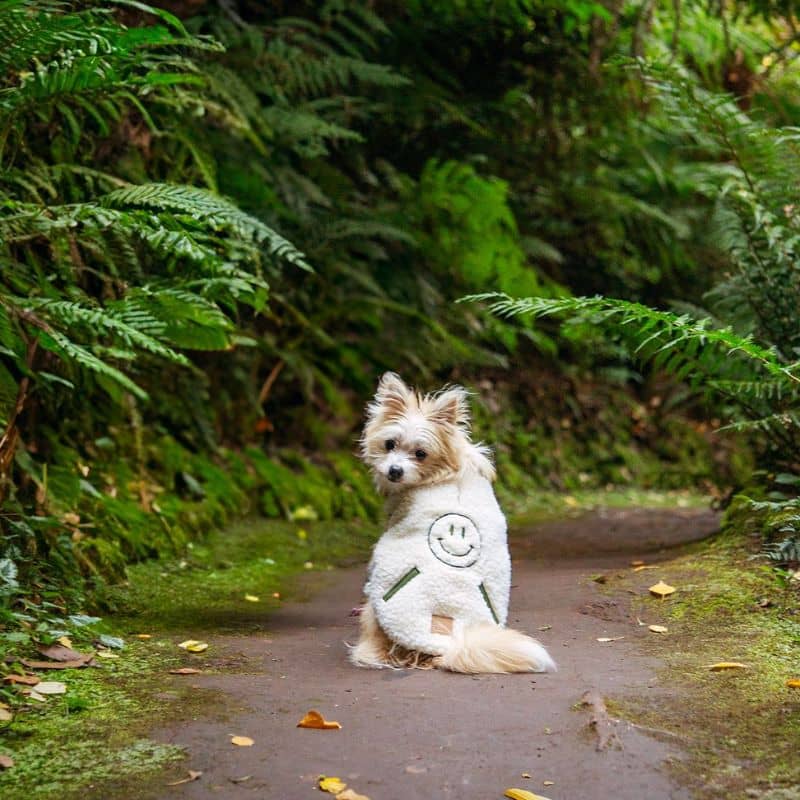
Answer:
[
  {"left": 0, "top": 641, "right": 195, "bottom": 800},
  {"left": 0, "top": 512, "right": 378, "bottom": 800},
  {"left": 606, "top": 529, "right": 800, "bottom": 799},
  {"left": 106, "top": 516, "right": 377, "bottom": 633}
]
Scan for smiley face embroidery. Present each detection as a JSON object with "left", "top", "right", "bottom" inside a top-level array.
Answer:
[{"left": 427, "top": 513, "right": 481, "bottom": 568}]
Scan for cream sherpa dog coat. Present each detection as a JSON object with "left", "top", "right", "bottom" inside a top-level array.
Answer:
[{"left": 364, "top": 471, "right": 509, "bottom": 655}]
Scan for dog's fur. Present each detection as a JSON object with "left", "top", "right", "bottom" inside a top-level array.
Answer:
[{"left": 350, "top": 372, "right": 556, "bottom": 674}]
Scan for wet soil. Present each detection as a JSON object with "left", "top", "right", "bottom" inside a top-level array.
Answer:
[{"left": 129, "top": 507, "right": 720, "bottom": 800}]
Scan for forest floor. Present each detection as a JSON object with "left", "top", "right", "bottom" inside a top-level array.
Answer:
[{"left": 1, "top": 493, "right": 798, "bottom": 800}]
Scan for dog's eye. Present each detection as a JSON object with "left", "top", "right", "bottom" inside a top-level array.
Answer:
[
  {"left": 385, "top": 439, "right": 396, "bottom": 451},
  {"left": 415, "top": 449, "right": 427, "bottom": 461}
]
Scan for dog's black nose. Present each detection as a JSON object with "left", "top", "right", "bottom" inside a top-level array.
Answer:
[{"left": 388, "top": 465, "right": 404, "bottom": 482}]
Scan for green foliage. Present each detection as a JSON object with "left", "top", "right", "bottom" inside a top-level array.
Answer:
[
  {"left": 0, "top": 0, "right": 313, "bottom": 612},
  {"left": 476, "top": 54, "right": 800, "bottom": 544},
  {"left": 5, "top": 0, "right": 800, "bottom": 618}
]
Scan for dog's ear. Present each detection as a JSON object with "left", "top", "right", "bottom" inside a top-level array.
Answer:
[
  {"left": 427, "top": 385, "right": 469, "bottom": 428},
  {"left": 370, "top": 372, "right": 412, "bottom": 418}
]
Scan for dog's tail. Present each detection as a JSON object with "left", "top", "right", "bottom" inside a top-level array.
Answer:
[{"left": 435, "top": 624, "right": 556, "bottom": 674}]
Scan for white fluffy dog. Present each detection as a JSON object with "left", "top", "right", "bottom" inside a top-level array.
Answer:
[{"left": 350, "top": 373, "right": 556, "bottom": 674}]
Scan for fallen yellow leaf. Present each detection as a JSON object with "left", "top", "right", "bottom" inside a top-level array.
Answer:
[
  {"left": 786, "top": 679, "right": 800, "bottom": 688},
  {"left": 95, "top": 650, "right": 119, "bottom": 659},
  {"left": 230, "top": 735, "right": 254, "bottom": 747},
  {"left": 336, "top": 790, "right": 370, "bottom": 800},
  {"left": 633, "top": 565, "right": 657, "bottom": 572},
  {"left": 135, "top": 634, "right": 152, "bottom": 640},
  {"left": 543, "top": 781, "right": 555, "bottom": 786},
  {"left": 318, "top": 776, "right": 347, "bottom": 794},
  {"left": 630, "top": 559, "right": 645, "bottom": 567},
  {"left": 56, "top": 636, "right": 72, "bottom": 648},
  {"left": 290, "top": 505, "right": 318, "bottom": 521},
  {"left": 648, "top": 625, "right": 669, "bottom": 634},
  {"left": 178, "top": 640, "right": 208, "bottom": 653},
  {"left": 708, "top": 662, "right": 748, "bottom": 671},
  {"left": 649, "top": 581, "right": 676, "bottom": 598},
  {"left": 244, "top": 595, "right": 260, "bottom": 603},
  {"left": 504, "top": 789, "right": 552, "bottom": 800},
  {"left": 596, "top": 636, "right": 624, "bottom": 642},
  {"left": 297, "top": 710, "right": 342, "bottom": 730}
]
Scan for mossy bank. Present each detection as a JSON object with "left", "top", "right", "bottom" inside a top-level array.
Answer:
[{"left": 600, "top": 512, "right": 800, "bottom": 799}]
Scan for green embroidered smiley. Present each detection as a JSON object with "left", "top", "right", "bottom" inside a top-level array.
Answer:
[{"left": 427, "top": 513, "right": 481, "bottom": 568}]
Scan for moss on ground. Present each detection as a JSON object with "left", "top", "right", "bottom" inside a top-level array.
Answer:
[
  {"left": 603, "top": 526, "right": 800, "bottom": 799},
  {"left": 105, "top": 516, "right": 378, "bottom": 633},
  {"left": 0, "top": 641, "right": 195, "bottom": 799},
  {"left": 0, "top": 514, "right": 378, "bottom": 800}
]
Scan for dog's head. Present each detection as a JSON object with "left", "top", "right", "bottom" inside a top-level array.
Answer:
[{"left": 360, "top": 372, "right": 494, "bottom": 493}]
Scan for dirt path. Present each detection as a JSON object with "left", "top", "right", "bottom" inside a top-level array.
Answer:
[{"left": 142, "top": 507, "right": 719, "bottom": 800}]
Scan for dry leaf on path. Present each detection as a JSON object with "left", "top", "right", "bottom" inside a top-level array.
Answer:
[
  {"left": 318, "top": 776, "right": 347, "bottom": 794},
  {"left": 166, "top": 770, "right": 202, "bottom": 786},
  {"left": 633, "top": 565, "right": 658, "bottom": 572},
  {"left": 26, "top": 690, "right": 46, "bottom": 702},
  {"left": 297, "top": 710, "right": 342, "bottom": 730},
  {"left": 170, "top": 668, "right": 201, "bottom": 675},
  {"left": 0, "top": 709, "right": 11, "bottom": 722},
  {"left": 786, "top": 678, "right": 800, "bottom": 688},
  {"left": 56, "top": 636, "right": 73, "bottom": 648},
  {"left": 504, "top": 789, "right": 552, "bottom": 800},
  {"left": 630, "top": 559, "right": 645, "bottom": 567},
  {"left": 178, "top": 640, "right": 208, "bottom": 653},
  {"left": 230, "top": 735, "right": 254, "bottom": 747},
  {"left": 37, "top": 644, "right": 94, "bottom": 664},
  {"left": 135, "top": 634, "right": 152, "bottom": 640},
  {"left": 3, "top": 674, "right": 40, "bottom": 686},
  {"left": 336, "top": 789, "right": 370, "bottom": 800},
  {"left": 543, "top": 781, "right": 555, "bottom": 786},
  {"left": 648, "top": 625, "right": 669, "bottom": 634},
  {"left": 20, "top": 658, "right": 92, "bottom": 670},
  {"left": 244, "top": 595, "right": 260, "bottom": 602},
  {"left": 707, "top": 662, "right": 748, "bottom": 671},
  {"left": 95, "top": 650, "right": 119, "bottom": 660},
  {"left": 0, "top": 754, "right": 14, "bottom": 769},
  {"left": 596, "top": 636, "right": 624, "bottom": 642},
  {"left": 649, "top": 581, "right": 676, "bottom": 598}
]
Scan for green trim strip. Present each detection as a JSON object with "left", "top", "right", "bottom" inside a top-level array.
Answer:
[
  {"left": 479, "top": 582, "right": 499, "bottom": 624},
  {"left": 382, "top": 566, "right": 421, "bottom": 602}
]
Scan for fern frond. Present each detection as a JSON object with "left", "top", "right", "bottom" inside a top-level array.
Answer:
[
  {"left": 99, "top": 184, "right": 311, "bottom": 270},
  {"left": 467, "top": 293, "right": 800, "bottom": 386}
]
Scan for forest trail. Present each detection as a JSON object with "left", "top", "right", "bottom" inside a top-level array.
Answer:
[{"left": 137, "top": 508, "right": 719, "bottom": 800}]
